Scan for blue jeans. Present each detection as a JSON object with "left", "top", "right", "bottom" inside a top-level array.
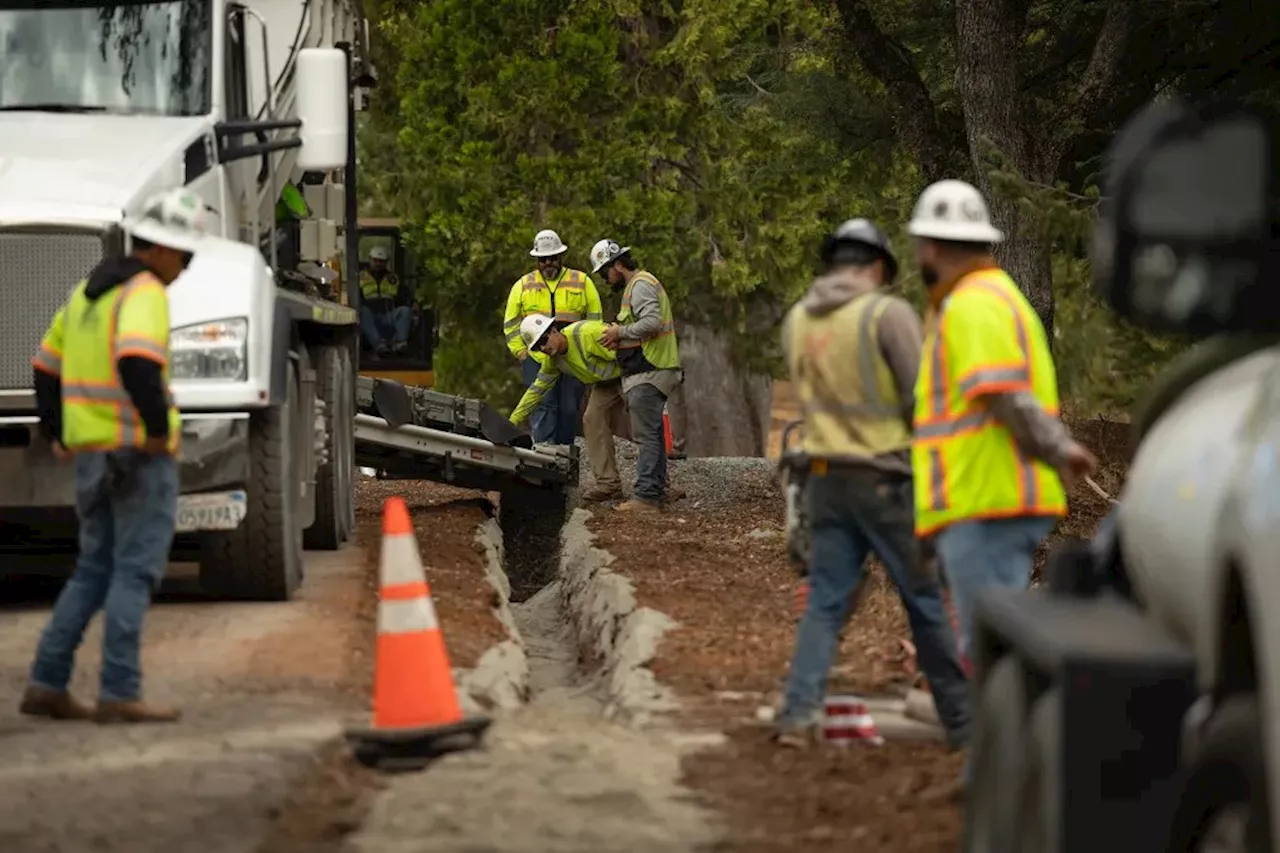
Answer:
[
  {"left": 360, "top": 305, "right": 411, "bottom": 349},
  {"left": 780, "top": 468, "right": 971, "bottom": 741},
  {"left": 522, "top": 356, "right": 585, "bottom": 445},
  {"left": 935, "top": 515, "right": 1058, "bottom": 661},
  {"left": 624, "top": 381, "right": 668, "bottom": 504},
  {"left": 29, "top": 451, "right": 178, "bottom": 702}
]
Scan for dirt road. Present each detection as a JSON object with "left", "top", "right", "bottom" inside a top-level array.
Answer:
[{"left": 0, "top": 547, "right": 374, "bottom": 853}]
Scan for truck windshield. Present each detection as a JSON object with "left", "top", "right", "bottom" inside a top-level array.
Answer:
[{"left": 0, "top": 0, "right": 211, "bottom": 116}]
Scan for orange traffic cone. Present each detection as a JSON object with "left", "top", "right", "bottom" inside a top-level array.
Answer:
[
  {"left": 663, "top": 405, "right": 674, "bottom": 455},
  {"left": 345, "top": 496, "right": 490, "bottom": 770}
]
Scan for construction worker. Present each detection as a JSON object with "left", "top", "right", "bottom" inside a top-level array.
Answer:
[
  {"left": 509, "top": 314, "right": 622, "bottom": 448},
  {"left": 908, "top": 179, "right": 1097, "bottom": 661},
  {"left": 21, "top": 188, "right": 204, "bottom": 725},
  {"left": 773, "top": 218, "right": 971, "bottom": 748},
  {"left": 360, "top": 245, "right": 414, "bottom": 356},
  {"left": 590, "top": 239, "right": 683, "bottom": 512},
  {"left": 503, "top": 230, "right": 603, "bottom": 445}
]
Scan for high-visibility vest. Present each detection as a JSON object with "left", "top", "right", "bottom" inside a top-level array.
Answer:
[
  {"left": 617, "top": 270, "right": 679, "bottom": 371},
  {"left": 503, "top": 268, "right": 602, "bottom": 360},
  {"left": 911, "top": 267, "right": 1066, "bottom": 536},
  {"left": 36, "top": 272, "right": 180, "bottom": 453},
  {"left": 360, "top": 270, "right": 400, "bottom": 302},
  {"left": 509, "top": 320, "right": 621, "bottom": 426},
  {"left": 785, "top": 292, "right": 912, "bottom": 460}
]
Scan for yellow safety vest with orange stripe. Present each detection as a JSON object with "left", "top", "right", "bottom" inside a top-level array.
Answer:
[
  {"left": 33, "top": 272, "right": 180, "bottom": 453},
  {"left": 911, "top": 267, "right": 1066, "bottom": 536},
  {"left": 509, "top": 320, "right": 622, "bottom": 426},
  {"left": 617, "top": 270, "right": 679, "bottom": 370},
  {"left": 502, "top": 267, "right": 602, "bottom": 362}
]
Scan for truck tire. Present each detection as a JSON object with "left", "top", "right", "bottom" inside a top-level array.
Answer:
[
  {"left": 1013, "top": 688, "right": 1063, "bottom": 853},
  {"left": 199, "top": 360, "right": 304, "bottom": 601},
  {"left": 304, "top": 344, "right": 354, "bottom": 550},
  {"left": 499, "top": 481, "right": 568, "bottom": 603},
  {"left": 1166, "top": 695, "right": 1271, "bottom": 853},
  {"left": 963, "top": 655, "right": 1029, "bottom": 853}
]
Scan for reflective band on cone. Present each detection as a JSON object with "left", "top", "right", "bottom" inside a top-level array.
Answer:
[{"left": 345, "top": 496, "right": 491, "bottom": 770}]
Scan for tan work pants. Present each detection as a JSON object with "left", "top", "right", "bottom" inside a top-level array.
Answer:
[{"left": 583, "top": 379, "right": 630, "bottom": 489}]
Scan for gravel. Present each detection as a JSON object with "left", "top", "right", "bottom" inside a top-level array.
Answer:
[{"left": 574, "top": 437, "right": 779, "bottom": 511}]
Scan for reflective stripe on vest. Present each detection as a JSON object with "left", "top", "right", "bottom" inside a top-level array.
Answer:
[
  {"left": 360, "top": 271, "right": 399, "bottom": 300},
  {"left": 911, "top": 269, "right": 1066, "bottom": 535},
  {"left": 565, "top": 320, "right": 622, "bottom": 383},
  {"left": 616, "top": 271, "right": 679, "bottom": 369},
  {"left": 787, "top": 291, "right": 911, "bottom": 459},
  {"left": 60, "top": 274, "right": 180, "bottom": 453},
  {"left": 517, "top": 269, "right": 593, "bottom": 323}
]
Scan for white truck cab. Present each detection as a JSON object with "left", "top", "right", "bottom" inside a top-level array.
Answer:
[{"left": 0, "top": 0, "right": 369, "bottom": 600}]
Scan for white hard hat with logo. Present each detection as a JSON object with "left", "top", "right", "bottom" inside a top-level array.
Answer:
[
  {"left": 124, "top": 188, "right": 209, "bottom": 253},
  {"left": 530, "top": 229, "right": 568, "bottom": 258},
  {"left": 520, "top": 315, "right": 555, "bottom": 352},
  {"left": 369, "top": 245, "right": 389, "bottom": 261},
  {"left": 590, "top": 238, "right": 629, "bottom": 273},
  {"left": 906, "top": 179, "right": 1005, "bottom": 244}
]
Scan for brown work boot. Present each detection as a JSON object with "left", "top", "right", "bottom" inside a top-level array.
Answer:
[
  {"left": 615, "top": 498, "right": 662, "bottom": 514},
  {"left": 94, "top": 699, "right": 182, "bottom": 725},
  {"left": 663, "top": 487, "right": 687, "bottom": 505},
  {"left": 18, "top": 686, "right": 94, "bottom": 721},
  {"left": 580, "top": 484, "right": 623, "bottom": 503}
]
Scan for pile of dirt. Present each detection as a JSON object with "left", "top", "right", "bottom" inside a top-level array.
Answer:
[{"left": 354, "top": 478, "right": 506, "bottom": 669}]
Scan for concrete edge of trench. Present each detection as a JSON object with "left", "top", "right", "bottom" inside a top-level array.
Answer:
[
  {"left": 452, "top": 516, "right": 532, "bottom": 714},
  {"left": 557, "top": 507, "right": 681, "bottom": 727}
]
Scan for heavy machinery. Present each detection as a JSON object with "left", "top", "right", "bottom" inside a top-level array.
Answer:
[
  {"left": 963, "top": 100, "right": 1278, "bottom": 852},
  {"left": 0, "top": 0, "right": 576, "bottom": 601},
  {"left": 354, "top": 217, "right": 437, "bottom": 387}
]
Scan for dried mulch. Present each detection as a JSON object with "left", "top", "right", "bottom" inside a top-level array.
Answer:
[
  {"left": 354, "top": 478, "right": 507, "bottom": 669},
  {"left": 587, "top": 414, "right": 1132, "bottom": 852}
]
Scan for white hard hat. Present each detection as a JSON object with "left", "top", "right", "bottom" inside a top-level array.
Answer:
[
  {"left": 369, "top": 245, "right": 389, "bottom": 261},
  {"left": 906, "top": 179, "right": 1005, "bottom": 244},
  {"left": 590, "top": 238, "right": 629, "bottom": 273},
  {"left": 529, "top": 229, "right": 567, "bottom": 258},
  {"left": 124, "top": 188, "right": 209, "bottom": 253},
  {"left": 520, "top": 314, "right": 555, "bottom": 351}
]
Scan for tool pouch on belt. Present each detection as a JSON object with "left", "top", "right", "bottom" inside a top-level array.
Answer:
[{"left": 777, "top": 450, "right": 812, "bottom": 576}]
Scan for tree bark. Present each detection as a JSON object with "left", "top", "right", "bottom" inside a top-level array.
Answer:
[{"left": 954, "top": 0, "right": 1134, "bottom": 337}]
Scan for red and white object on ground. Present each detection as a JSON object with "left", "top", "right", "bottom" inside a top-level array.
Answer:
[{"left": 823, "top": 695, "right": 884, "bottom": 746}]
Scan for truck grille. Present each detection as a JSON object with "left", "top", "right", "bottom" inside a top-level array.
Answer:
[{"left": 0, "top": 231, "right": 105, "bottom": 390}]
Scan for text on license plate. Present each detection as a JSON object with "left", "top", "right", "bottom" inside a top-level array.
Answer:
[{"left": 175, "top": 490, "right": 248, "bottom": 533}]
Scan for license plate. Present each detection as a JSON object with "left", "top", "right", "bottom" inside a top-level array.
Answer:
[{"left": 176, "top": 490, "right": 247, "bottom": 533}]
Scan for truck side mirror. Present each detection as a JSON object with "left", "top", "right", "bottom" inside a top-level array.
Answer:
[
  {"left": 1094, "top": 99, "right": 1275, "bottom": 336},
  {"left": 295, "top": 48, "right": 349, "bottom": 172}
]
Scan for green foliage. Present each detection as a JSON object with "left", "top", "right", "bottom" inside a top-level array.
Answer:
[{"left": 360, "top": 0, "right": 1278, "bottom": 415}]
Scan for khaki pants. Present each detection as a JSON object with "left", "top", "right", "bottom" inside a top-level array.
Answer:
[{"left": 583, "top": 379, "right": 630, "bottom": 490}]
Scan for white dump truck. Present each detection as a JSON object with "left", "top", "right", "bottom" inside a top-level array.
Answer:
[
  {"left": 963, "top": 100, "right": 1278, "bottom": 852},
  {"left": 0, "top": 0, "right": 578, "bottom": 601}
]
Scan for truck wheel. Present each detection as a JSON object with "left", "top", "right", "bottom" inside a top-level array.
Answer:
[
  {"left": 1013, "top": 688, "right": 1063, "bottom": 853},
  {"left": 304, "top": 344, "right": 354, "bottom": 550},
  {"left": 1166, "top": 695, "right": 1271, "bottom": 853},
  {"left": 199, "top": 360, "right": 304, "bottom": 601},
  {"left": 499, "top": 481, "right": 568, "bottom": 603},
  {"left": 963, "top": 655, "right": 1029, "bottom": 853}
]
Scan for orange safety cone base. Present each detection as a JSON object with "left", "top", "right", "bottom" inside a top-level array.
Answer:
[{"left": 345, "top": 714, "right": 492, "bottom": 772}]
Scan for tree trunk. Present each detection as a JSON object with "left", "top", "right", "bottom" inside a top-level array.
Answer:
[
  {"left": 675, "top": 323, "right": 772, "bottom": 457},
  {"left": 954, "top": 0, "right": 1056, "bottom": 335}
]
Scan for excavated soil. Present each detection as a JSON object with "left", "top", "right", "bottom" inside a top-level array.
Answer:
[
  {"left": 353, "top": 478, "right": 505, "bottom": 669},
  {"left": 586, "top": 408, "right": 1131, "bottom": 851}
]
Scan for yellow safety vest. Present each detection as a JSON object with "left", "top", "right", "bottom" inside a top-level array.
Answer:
[
  {"left": 912, "top": 267, "right": 1066, "bottom": 536},
  {"left": 360, "top": 270, "right": 401, "bottom": 302},
  {"left": 502, "top": 268, "right": 602, "bottom": 360},
  {"left": 35, "top": 272, "right": 180, "bottom": 453},
  {"left": 786, "top": 292, "right": 912, "bottom": 460},
  {"left": 510, "top": 320, "right": 621, "bottom": 426},
  {"left": 617, "top": 270, "right": 679, "bottom": 371}
]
